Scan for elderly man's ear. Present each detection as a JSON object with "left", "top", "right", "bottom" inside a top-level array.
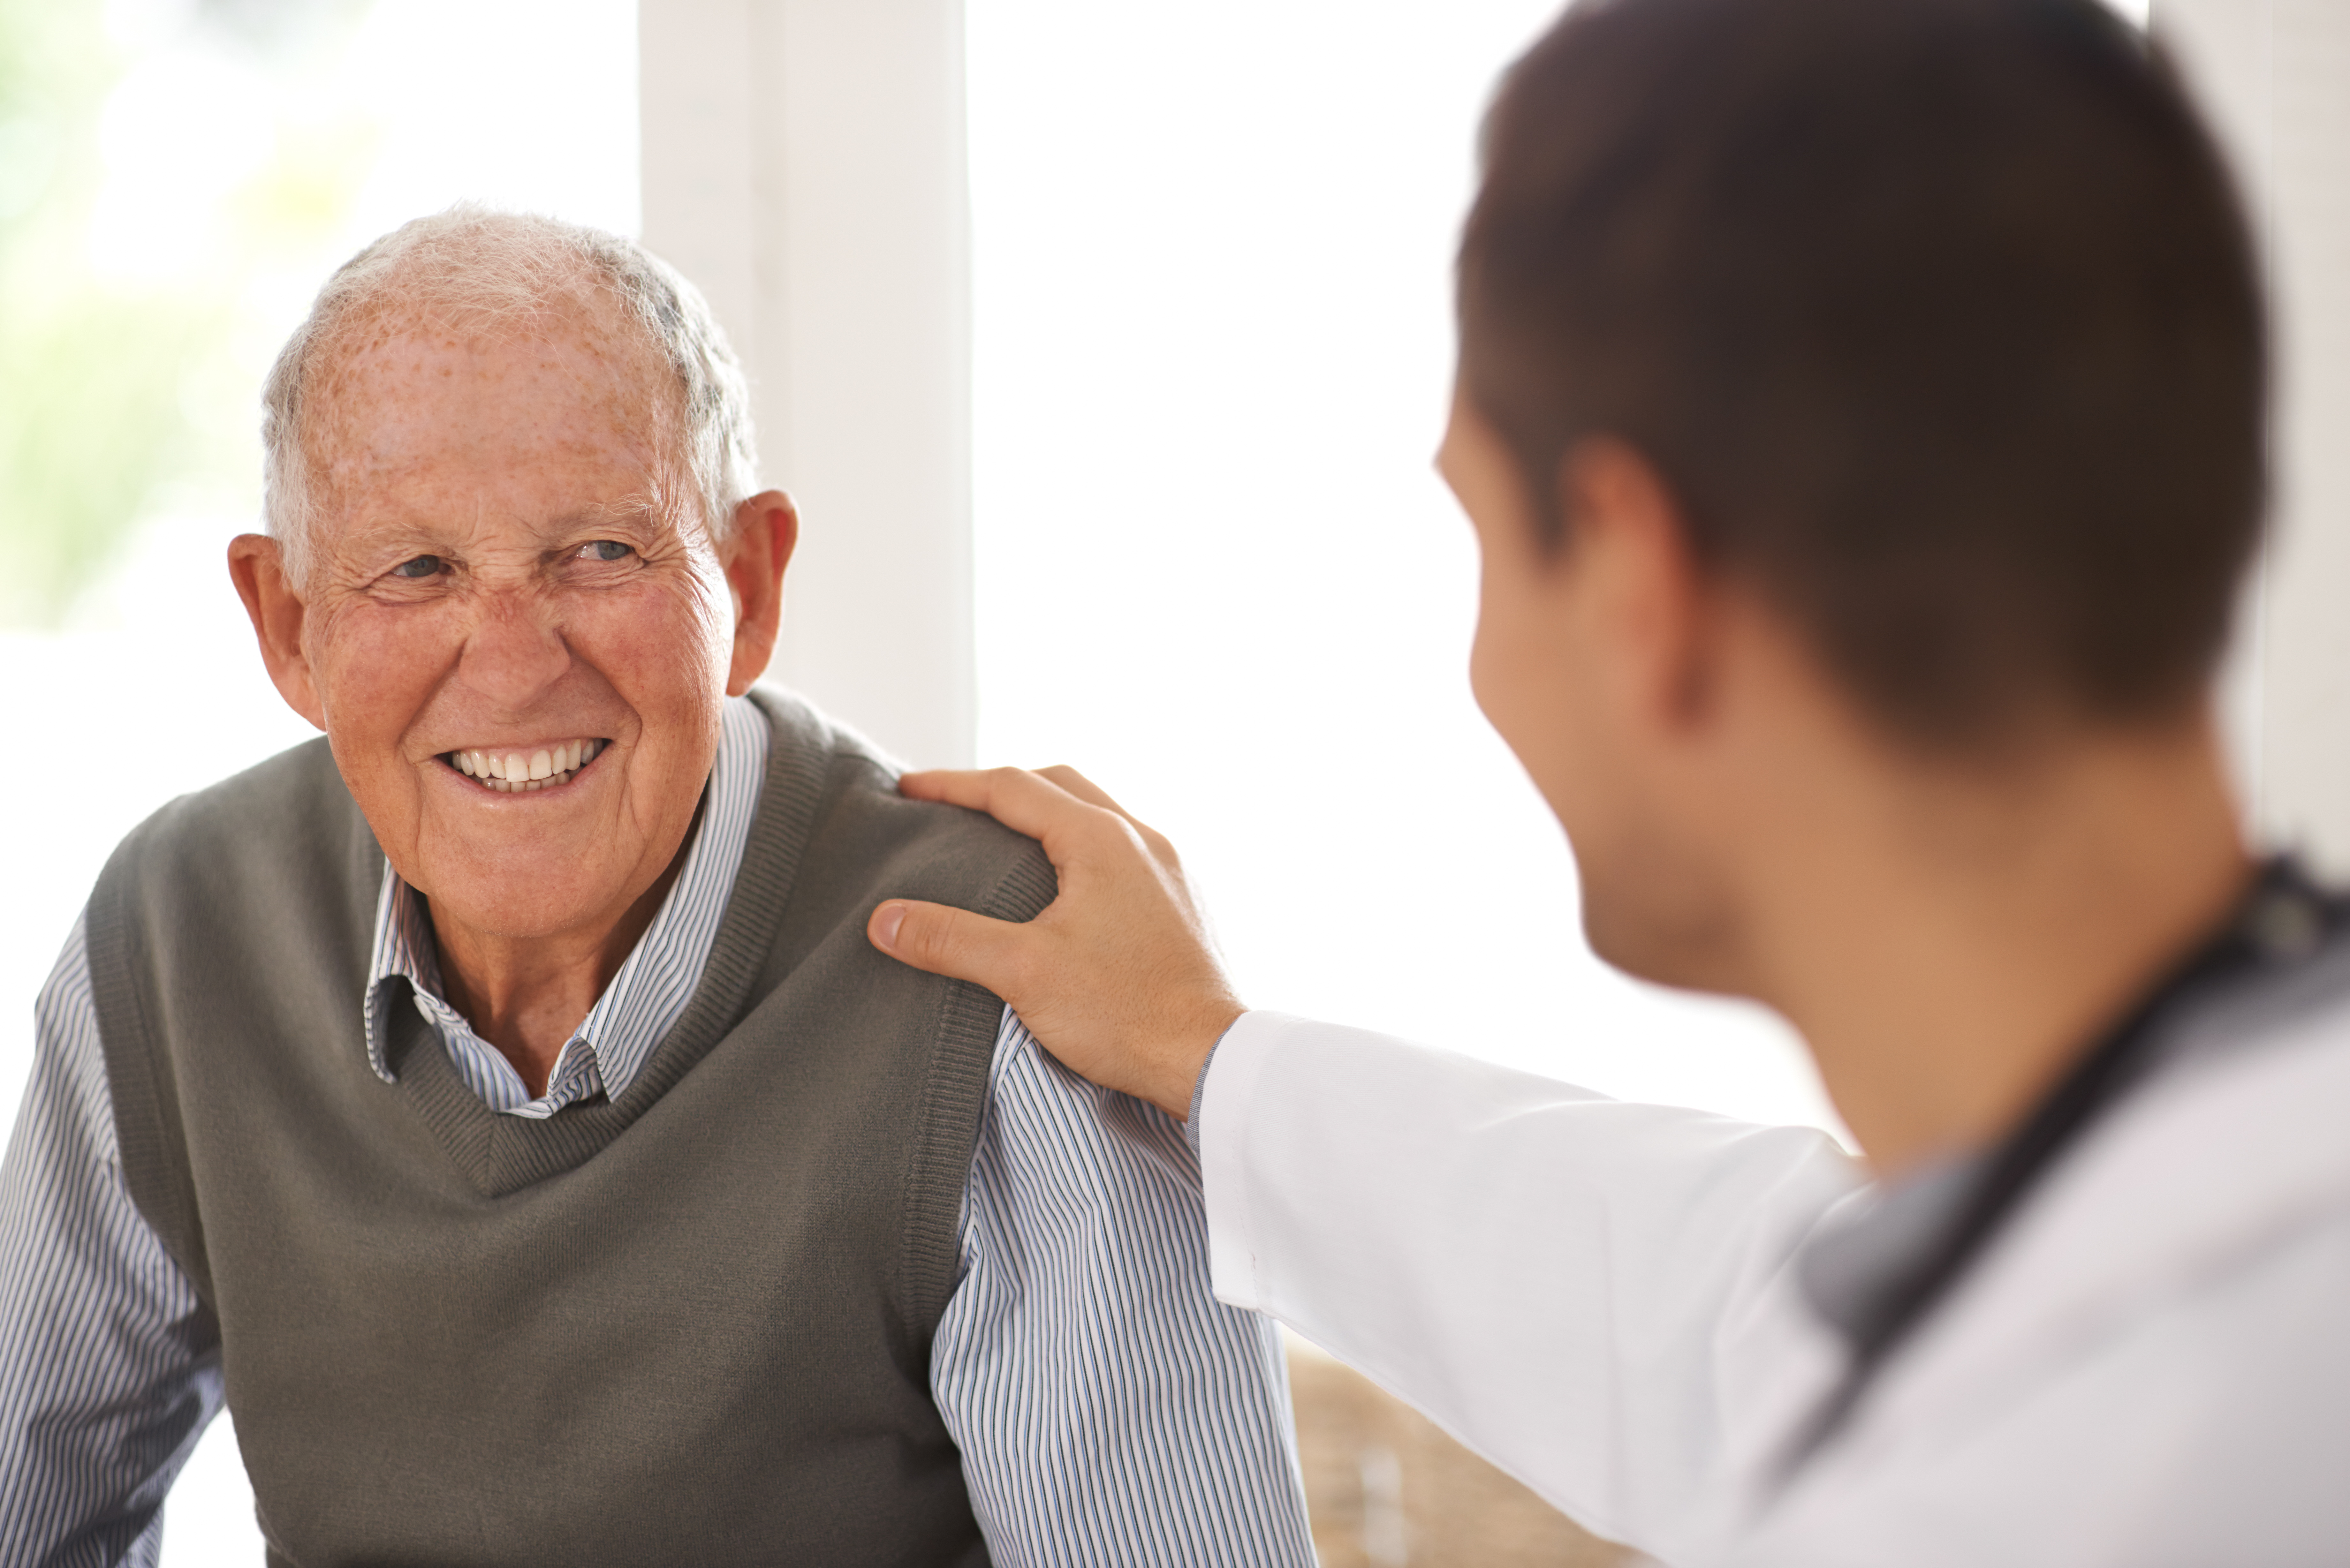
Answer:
[
  {"left": 227, "top": 534, "right": 328, "bottom": 731},
  {"left": 725, "top": 490, "right": 799, "bottom": 697}
]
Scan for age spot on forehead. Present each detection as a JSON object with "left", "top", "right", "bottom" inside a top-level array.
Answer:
[{"left": 300, "top": 293, "right": 689, "bottom": 530}]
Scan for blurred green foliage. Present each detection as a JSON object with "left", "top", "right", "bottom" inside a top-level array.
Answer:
[{"left": 0, "top": 0, "right": 373, "bottom": 626}]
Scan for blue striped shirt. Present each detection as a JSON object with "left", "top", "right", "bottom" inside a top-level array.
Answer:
[{"left": 0, "top": 696, "right": 1315, "bottom": 1565}]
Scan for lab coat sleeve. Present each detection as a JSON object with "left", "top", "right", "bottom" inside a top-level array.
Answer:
[{"left": 1199, "top": 1011, "right": 1864, "bottom": 1557}]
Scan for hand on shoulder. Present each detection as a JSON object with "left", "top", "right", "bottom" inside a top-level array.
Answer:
[{"left": 868, "top": 765, "right": 1242, "bottom": 1119}]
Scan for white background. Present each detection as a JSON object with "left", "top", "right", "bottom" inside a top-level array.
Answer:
[{"left": 965, "top": 0, "right": 1839, "bottom": 1124}]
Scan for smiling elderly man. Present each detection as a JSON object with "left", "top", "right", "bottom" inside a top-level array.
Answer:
[{"left": 0, "top": 211, "right": 1315, "bottom": 1565}]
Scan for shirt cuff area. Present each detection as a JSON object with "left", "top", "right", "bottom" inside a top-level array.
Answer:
[{"left": 1182, "top": 1035, "right": 1224, "bottom": 1156}]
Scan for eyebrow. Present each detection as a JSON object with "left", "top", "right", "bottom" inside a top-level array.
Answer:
[{"left": 549, "top": 492, "right": 670, "bottom": 535}]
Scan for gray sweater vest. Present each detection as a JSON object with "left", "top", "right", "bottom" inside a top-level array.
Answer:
[{"left": 83, "top": 690, "right": 1054, "bottom": 1566}]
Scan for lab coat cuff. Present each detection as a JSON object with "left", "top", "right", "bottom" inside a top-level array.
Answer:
[{"left": 1201, "top": 1009, "right": 1298, "bottom": 1312}]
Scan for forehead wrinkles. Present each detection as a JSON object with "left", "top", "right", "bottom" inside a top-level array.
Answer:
[{"left": 301, "top": 287, "right": 695, "bottom": 524}]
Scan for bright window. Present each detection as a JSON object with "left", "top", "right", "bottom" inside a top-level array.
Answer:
[{"left": 967, "top": 0, "right": 1845, "bottom": 1135}]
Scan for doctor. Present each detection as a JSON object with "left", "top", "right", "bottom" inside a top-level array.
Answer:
[{"left": 873, "top": 0, "right": 2349, "bottom": 1562}]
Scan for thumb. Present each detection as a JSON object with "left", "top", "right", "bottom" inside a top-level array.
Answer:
[{"left": 868, "top": 899, "right": 1032, "bottom": 993}]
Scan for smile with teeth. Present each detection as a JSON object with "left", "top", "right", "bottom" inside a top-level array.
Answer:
[{"left": 444, "top": 738, "right": 608, "bottom": 793}]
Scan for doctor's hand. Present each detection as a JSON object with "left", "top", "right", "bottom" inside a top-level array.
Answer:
[{"left": 867, "top": 766, "right": 1243, "bottom": 1121}]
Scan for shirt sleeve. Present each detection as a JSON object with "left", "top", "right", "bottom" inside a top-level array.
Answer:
[
  {"left": 1198, "top": 1010, "right": 1864, "bottom": 1560},
  {"left": 0, "top": 911, "right": 224, "bottom": 1568},
  {"left": 932, "top": 1007, "right": 1316, "bottom": 1568}
]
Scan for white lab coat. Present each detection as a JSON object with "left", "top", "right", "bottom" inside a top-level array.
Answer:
[{"left": 1199, "top": 1006, "right": 2350, "bottom": 1565}]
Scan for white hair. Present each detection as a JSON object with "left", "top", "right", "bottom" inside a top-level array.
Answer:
[{"left": 260, "top": 206, "right": 758, "bottom": 586}]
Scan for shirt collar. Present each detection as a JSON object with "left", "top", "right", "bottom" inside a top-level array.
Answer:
[{"left": 362, "top": 696, "right": 772, "bottom": 1104}]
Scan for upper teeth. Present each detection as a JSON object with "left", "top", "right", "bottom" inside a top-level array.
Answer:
[{"left": 449, "top": 738, "right": 605, "bottom": 793}]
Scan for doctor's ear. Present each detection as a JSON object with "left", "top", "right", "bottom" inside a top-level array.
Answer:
[
  {"left": 1554, "top": 439, "right": 1721, "bottom": 732},
  {"left": 723, "top": 490, "right": 800, "bottom": 696},
  {"left": 228, "top": 533, "right": 327, "bottom": 732}
]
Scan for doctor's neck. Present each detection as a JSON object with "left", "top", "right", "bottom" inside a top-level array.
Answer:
[{"left": 1716, "top": 690, "right": 2249, "bottom": 1180}]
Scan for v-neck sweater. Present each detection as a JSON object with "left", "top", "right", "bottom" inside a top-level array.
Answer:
[{"left": 83, "top": 688, "right": 1054, "bottom": 1567}]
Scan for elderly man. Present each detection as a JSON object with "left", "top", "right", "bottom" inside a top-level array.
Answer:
[{"left": 0, "top": 211, "right": 1314, "bottom": 1564}]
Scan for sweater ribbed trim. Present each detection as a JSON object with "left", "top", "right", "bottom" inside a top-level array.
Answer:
[{"left": 898, "top": 849, "right": 1062, "bottom": 1329}]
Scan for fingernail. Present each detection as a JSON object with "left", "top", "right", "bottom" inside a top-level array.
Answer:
[{"left": 875, "top": 902, "right": 906, "bottom": 950}]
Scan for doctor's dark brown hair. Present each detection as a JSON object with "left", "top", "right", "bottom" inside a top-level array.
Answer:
[{"left": 1458, "top": 0, "right": 2265, "bottom": 742}]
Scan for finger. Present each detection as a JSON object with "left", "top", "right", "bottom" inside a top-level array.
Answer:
[
  {"left": 897, "top": 767, "right": 1113, "bottom": 856},
  {"left": 895, "top": 767, "right": 996, "bottom": 807},
  {"left": 868, "top": 897, "right": 1037, "bottom": 995},
  {"left": 1035, "top": 765, "right": 1125, "bottom": 814},
  {"left": 1035, "top": 766, "right": 1170, "bottom": 857}
]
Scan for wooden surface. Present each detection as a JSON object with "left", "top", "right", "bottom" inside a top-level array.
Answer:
[{"left": 1288, "top": 1340, "right": 1629, "bottom": 1568}]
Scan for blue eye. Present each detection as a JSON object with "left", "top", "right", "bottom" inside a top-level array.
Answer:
[
  {"left": 578, "top": 540, "right": 633, "bottom": 562},
  {"left": 391, "top": 555, "right": 443, "bottom": 579}
]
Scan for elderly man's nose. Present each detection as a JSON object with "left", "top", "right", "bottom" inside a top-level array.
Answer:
[{"left": 459, "top": 601, "right": 572, "bottom": 706}]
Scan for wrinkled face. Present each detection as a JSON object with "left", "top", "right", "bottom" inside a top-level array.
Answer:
[{"left": 295, "top": 306, "right": 734, "bottom": 944}]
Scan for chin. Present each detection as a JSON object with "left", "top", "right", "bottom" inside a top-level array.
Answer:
[
  {"left": 1583, "top": 904, "right": 1675, "bottom": 987},
  {"left": 423, "top": 858, "right": 628, "bottom": 942},
  {"left": 1579, "top": 867, "right": 1745, "bottom": 996}
]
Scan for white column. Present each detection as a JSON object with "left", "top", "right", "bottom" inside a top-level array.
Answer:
[
  {"left": 2158, "top": 1, "right": 2350, "bottom": 871},
  {"left": 640, "top": 0, "right": 976, "bottom": 769}
]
